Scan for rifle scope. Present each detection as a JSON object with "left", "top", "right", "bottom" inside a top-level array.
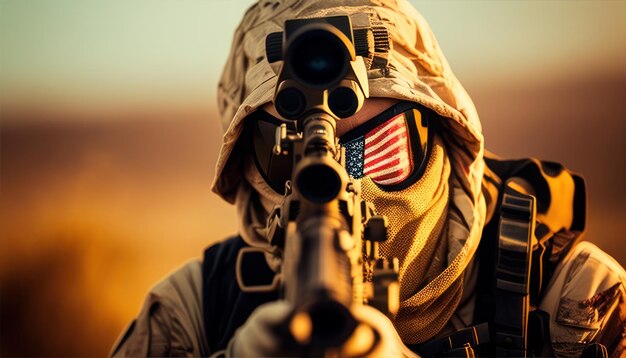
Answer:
[{"left": 266, "top": 16, "right": 368, "bottom": 120}]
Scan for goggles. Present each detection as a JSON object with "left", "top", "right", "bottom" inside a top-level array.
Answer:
[{"left": 250, "top": 101, "right": 431, "bottom": 193}]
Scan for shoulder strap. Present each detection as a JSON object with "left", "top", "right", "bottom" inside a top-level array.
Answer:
[
  {"left": 202, "top": 236, "right": 279, "bottom": 353},
  {"left": 492, "top": 182, "right": 536, "bottom": 357}
]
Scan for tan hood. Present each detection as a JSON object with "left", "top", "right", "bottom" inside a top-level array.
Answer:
[{"left": 213, "top": 0, "right": 484, "bottom": 207}]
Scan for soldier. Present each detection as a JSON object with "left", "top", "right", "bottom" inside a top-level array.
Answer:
[{"left": 111, "top": 1, "right": 626, "bottom": 357}]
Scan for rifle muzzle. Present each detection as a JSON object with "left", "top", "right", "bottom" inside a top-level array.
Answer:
[{"left": 290, "top": 297, "right": 357, "bottom": 348}]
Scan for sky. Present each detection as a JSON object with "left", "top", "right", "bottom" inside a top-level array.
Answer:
[{"left": 2, "top": 0, "right": 626, "bottom": 118}]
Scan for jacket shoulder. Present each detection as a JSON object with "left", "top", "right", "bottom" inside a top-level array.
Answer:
[
  {"left": 539, "top": 241, "right": 626, "bottom": 357},
  {"left": 110, "top": 236, "right": 244, "bottom": 357},
  {"left": 110, "top": 259, "right": 207, "bottom": 356}
]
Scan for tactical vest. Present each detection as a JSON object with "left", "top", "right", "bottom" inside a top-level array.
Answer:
[{"left": 201, "top": 155, "right": 604, "bottom": 357}]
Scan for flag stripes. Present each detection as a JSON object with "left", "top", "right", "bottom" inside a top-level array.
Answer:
[{"left": 363, "top": 113, "right": 412, "bottom": 185}]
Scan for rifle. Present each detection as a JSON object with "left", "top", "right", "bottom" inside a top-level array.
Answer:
[{"left": 237, "top": 15, "right": 399, "bottom": 355}]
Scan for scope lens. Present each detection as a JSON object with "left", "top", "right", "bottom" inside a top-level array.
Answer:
[
  {"left": 289, "top": 29, "right": 349, "bottom": 88},
  {"left": 329, "top": 87, "right": 359, "bottom": 118},
  {"left": 296, "top": 163, "right": 342, "bottom": 203},
  {"left": 275, "top": 87, "right": 306, "bottom": 118}
]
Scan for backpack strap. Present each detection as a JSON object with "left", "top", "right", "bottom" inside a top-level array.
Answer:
[
  {"left": 202, "top": 236, "right": 279, "bottom": 352},
  {"left": 493, "top": 182, "right": 536, "bottom": 356},
  {"left": 475, "top": 153, "right": 588, "bottom": 356}
]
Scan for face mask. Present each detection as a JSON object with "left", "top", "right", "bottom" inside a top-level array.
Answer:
[
  {"left": 360, "top": 134, "right": 458, "bottom": 344},
  {"left": 248, "top": 101, "right": 431, "bottom": 193}
]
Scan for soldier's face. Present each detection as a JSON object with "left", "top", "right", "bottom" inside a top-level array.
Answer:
[{"left": 253, "top": 97, "right": 430, "bottom": 191}]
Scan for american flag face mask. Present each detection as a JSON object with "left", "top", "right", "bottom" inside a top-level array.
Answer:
[
  {"left": 340, "top": 101, "right": 429, "bottom": 190},
  {"left": 250, "top": 102, "right": 430, "bottom": 193}
]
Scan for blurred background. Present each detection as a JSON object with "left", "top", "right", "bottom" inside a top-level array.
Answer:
[{"left": 1, "top": 1, "right": 625, "bottom": 356}]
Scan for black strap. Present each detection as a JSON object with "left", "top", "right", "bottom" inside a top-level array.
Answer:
[
  {"left": 416, "top": 323, "right": 489, "bottom": 357},
  {"left": 493, "top": 182, "right": 536, "bottom": 357},
  {"left": 202, "top": 236, "right": 279, "bottom": 353}
]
